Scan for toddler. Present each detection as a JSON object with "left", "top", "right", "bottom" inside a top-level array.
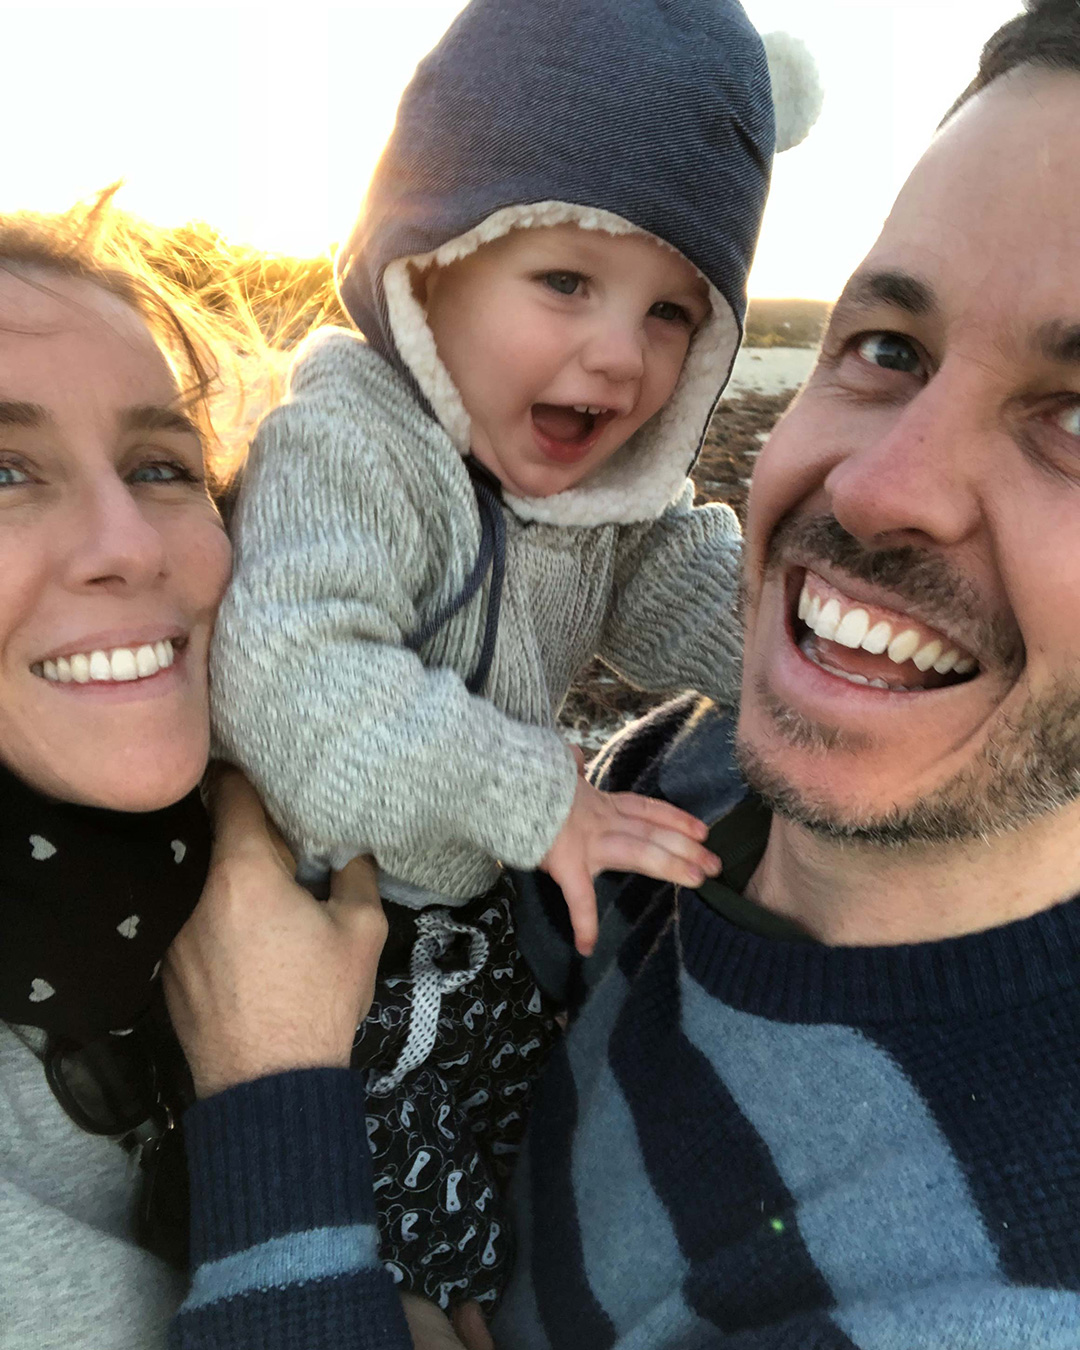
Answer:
[{"left": 212, "top": 0, "right": 820, "bottom": 1312}]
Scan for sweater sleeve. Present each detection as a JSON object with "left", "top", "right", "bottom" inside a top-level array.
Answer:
[
  {"left": 170, "top": 1069, "right": 412, "bottom": 1350},
  {"left": 211, "top": 382, "right": 578, "bottom": 875},
  {"left": 597, "top": 481, "right": 743, "bottom": 706}
]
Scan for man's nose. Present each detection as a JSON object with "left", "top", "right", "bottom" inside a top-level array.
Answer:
[
  {"left": 64, "top": 474, "right": 168, "bottom": 592},
  {"left": 824, "top": 369, "right": 985, "bottom": 549},
  {"left": 579, "top": 312, "right": 646, "bottom": 384}
]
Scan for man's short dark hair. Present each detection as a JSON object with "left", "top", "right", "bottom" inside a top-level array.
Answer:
[{"left": 944, "top": 0, "right": 1080, "bottom": 123}]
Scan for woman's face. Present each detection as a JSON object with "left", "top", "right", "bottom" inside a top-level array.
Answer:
[{"left": 0, "top": 268, "right": 231, "bottom": 810}]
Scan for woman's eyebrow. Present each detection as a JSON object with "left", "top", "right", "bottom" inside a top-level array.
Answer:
[
  {"left": 120, "top": 404, "right": 201, "bottom": 437},
  {"left": 0, "top": 400, "right": 47, "bottom": 428}
]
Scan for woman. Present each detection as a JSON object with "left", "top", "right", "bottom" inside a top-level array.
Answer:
[{"left": 0, "top": 206, "right": 398, "bottom": 1350}]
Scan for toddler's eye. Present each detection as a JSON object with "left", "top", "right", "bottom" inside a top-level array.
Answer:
[
  {"left": 543, "top": 272, "right": 582, "bottom": 296},
  {"left": 130, "top": 460, "right": 194, "bottom": 485},
  {"left": 856, "top": 333, "right": 923, "bottom": 375},
  {"left": 649, "top": 300, "right": 692, "bottom": 325}
]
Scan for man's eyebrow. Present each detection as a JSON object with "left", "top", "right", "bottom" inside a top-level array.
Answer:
[
  {"left": 1035, "top": 320, "right": 1080, "bottom": 366},
  {"left": 0, "top": 400, "right": 48, "bottom": 428},
  {"left": 120, "top": 405, "right": 202, "bottom": 438},
  {"left": 836, "top": 270, "right": 938, "bottom": 319}
]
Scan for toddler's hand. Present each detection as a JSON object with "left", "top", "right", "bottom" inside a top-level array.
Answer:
[{"left": 541, "top": 778, "right": 720, "bottom": 957}]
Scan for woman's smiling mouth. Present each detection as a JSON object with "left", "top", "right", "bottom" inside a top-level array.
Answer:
[{"left": 31, "top": 637, "right": 183, "bottom": 685}]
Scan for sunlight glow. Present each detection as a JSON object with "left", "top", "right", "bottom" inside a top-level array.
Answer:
[{"left": 2, "top": 0, "right": 1025, "bottom": 300}]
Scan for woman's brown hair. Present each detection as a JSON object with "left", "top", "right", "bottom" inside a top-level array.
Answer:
[{"left": 0, "top": 187, "right": 273, "bottom": 495}]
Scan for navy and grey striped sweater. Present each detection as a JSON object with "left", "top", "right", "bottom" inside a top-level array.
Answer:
[{"left": 173, "top": 695, "right": 1080, "bottom": 1347}]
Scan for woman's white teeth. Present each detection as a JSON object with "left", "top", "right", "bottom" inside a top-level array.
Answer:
[
  {"left": 37, "top": 639, "right": 175, "bottom": 684},
  {"left": 797, "top": 581, "right": 976, "bottom": 677}
]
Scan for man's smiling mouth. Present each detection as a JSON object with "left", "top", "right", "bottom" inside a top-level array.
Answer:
[{"left": 792, "top": 570, "right": 982, "bottom": 692}]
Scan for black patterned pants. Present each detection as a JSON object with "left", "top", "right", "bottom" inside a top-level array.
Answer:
[{"left": 351, "top": 879, "right": 561, "bottom": 1310}]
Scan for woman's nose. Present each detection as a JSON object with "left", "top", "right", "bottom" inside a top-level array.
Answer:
[
  {"left": 824, "top": 374, "right": 984, "bottom": 549},
  {"left": 65, "top": 475, "right": 168, "bottom": 592}
]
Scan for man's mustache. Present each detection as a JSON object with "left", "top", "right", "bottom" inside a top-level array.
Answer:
[{"left": 765, "top": 514, "right": 1023, "bottom": 671}]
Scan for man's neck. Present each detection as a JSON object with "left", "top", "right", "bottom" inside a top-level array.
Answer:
[{"left": 745, "top": 802, "right": 1080, "bottom": 947}]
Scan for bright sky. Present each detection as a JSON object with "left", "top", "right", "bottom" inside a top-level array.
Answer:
[{"left": 2, "top": 0, "right": 1023, "bottom": 300}]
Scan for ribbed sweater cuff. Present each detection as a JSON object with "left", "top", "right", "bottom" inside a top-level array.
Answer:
[{"left": 184, "top": 1067, "right": 374, "bottom": 1265}]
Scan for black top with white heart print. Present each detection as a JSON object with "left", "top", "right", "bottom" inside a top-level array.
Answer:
[{"left": 0, "top": 759, "right": 210, "bottom": 1043}]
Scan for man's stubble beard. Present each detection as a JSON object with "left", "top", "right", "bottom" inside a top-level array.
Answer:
[{"left": 734, "top": 516, "right": 1080, "bottom": 848}]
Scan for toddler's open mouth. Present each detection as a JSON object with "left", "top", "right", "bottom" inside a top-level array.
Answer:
[{"left": 531, "top": 403, "right": 616, "bottom": 464}]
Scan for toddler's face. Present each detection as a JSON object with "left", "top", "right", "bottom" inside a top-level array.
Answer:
[{"left": 423, "top": 224, "right": 709, "bottom": 498}]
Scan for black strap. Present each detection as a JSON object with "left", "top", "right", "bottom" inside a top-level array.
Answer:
[{"left": 404, "top": 458, "right": 506, "bottom": 696}]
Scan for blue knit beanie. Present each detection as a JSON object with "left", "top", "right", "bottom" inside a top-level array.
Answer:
[{"left": 335, "top": 0, "right": 820, "bottom": 527}]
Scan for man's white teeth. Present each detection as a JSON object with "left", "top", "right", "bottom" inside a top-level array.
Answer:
[
  {"left": 37, "top": 639, "right": 175, "bottom": 684},
  {"left": 571, "top": 404, "right": 605, "bottom": 415},
  {"left": 797, "top": 581, "right": 977, "bottom": 676}
]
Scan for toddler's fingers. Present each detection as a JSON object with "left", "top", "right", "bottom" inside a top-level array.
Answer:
[
  {"left": 609, "top": 791, "right": 709, "bottom": 841},
  {"left": 549, "top": 859, "right": 599, "bottom": 957},
  {"left": 595, "top": 829, "right": 715, "bottom": 890}
]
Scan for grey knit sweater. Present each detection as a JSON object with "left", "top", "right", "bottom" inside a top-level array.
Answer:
[{"left": 212, "top": 327, "right": 743, "bottom": 903}]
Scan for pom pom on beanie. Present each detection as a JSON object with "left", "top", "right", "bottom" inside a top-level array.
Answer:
[{"left": 762, "top": 30, "right": 824, "bottom": 152}]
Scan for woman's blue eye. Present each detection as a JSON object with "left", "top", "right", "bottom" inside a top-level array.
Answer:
[
  {"left": 131, "top": 461, "right": 189, "bottom": 484},
  {"left": 856, "top": 333, "right": 922, "bottom": 374},
  {"left": 543, "top": 272, "right": 582, "bottom": 296},
  {"left": 650, "top": 300, "right": 691, "bottom": 325},
  {"left": 0, "top": 464, "right": 30, "bottom": 487}
]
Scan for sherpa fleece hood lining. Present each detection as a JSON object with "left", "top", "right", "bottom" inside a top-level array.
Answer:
[{"left": 382, "top": 201, "right": 739, "bottom": 529}]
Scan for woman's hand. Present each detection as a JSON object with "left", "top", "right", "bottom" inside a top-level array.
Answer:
[{"left": 163, "top": 767, "right": 387, "bottom": 1099}]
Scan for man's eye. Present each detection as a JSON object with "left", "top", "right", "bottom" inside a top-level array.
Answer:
[
  {"left": 856, "top": 333, "right": 923, "bottom": 375},
  {"left": 0, "top": 463, "right": 31, "bottom": 487},
  {"left": 130, "top": 460, "right": 194, "bottom": 485},
  {"left": 649, "top": 300, "right": 692, "bottom": 325},
  {"left": 1053, "top": 403, "right": 1080, "bottom": 438},
  {"left": 543, "top": 272, "right": 582, "bottom": 296}
]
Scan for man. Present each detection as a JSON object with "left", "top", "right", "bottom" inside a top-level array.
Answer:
[
  {"left": 491, "top": 3, "right": 1080, "bottom": 1345},
  {"left": 164, "top": 3, "right": 1080, "bottom": 1348}
]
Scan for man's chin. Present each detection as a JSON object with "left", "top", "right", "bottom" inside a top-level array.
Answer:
[{"left": 735, "top": 670, "right": 1080, "bottom": 850}]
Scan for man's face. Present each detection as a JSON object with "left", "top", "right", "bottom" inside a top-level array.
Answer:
[
  {"left": 424, "top": 224, "right": 709, "bottom": 499},
  {"left": 738, "top": 69, "right": 1080, "bottom": 845}
]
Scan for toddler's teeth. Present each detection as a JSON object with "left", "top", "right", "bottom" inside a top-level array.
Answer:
[
  {"left": 71, "top": 654, "right": 91, "bottom": 683},
  {"left": 88, "top": 651, "right": 112, "bottom": 681},
  {"left": 572, "top": 404, "right": 589, "bottom": 413}
]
